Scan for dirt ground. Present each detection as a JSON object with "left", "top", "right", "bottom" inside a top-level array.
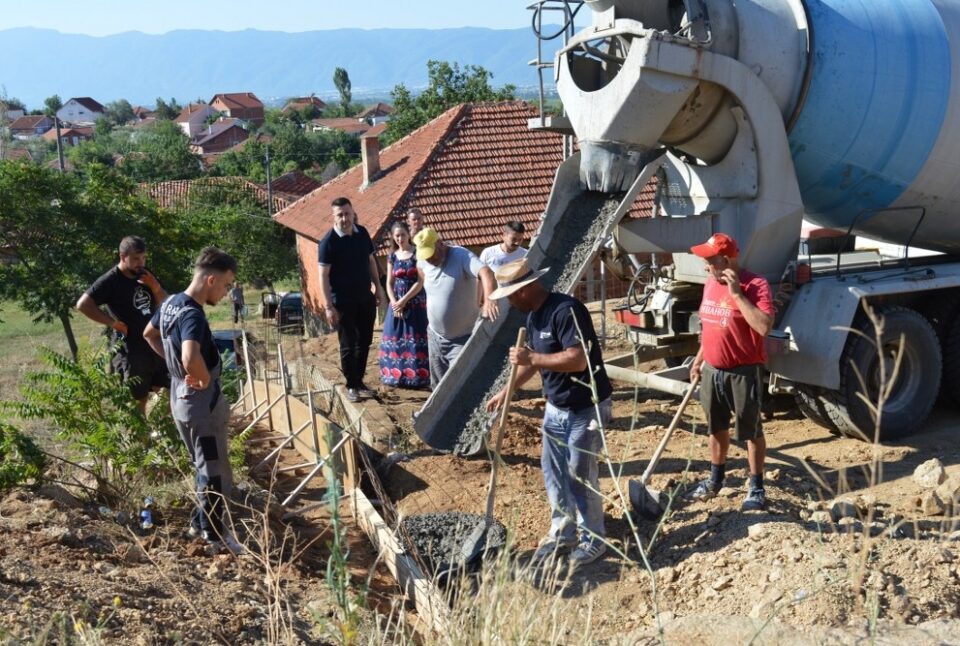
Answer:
[{"left": 6, "top": 306, "right": 960, "bottom": 643}]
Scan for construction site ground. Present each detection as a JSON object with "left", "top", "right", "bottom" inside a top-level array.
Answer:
[
  {"left": 4, "top": 306, "right": 960, "bottom": 642},
  {"left": 299, "top": 305, "right": 960, "bottom": 642}
]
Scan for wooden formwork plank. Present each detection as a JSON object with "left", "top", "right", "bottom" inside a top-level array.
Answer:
[
  {"left": 351, "top": 486, "right": 451, "bottom": 635},
  {"left": 251, "top": 380, "right": 333, "bottom": 463}
]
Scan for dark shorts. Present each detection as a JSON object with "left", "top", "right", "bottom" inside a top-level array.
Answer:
[
  {"left": 112, "top": 347, "right": 169, "bottom": 400},
  {"left": 700, "top": 363, "right": 764, "bottom": 442}
]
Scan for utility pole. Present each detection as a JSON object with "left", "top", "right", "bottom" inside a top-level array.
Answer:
[
  {"left": 265, "top": 144, "right": 273, "bottom": 217},
  {"left": 54, "top": 116, "right": 65, "bottom": 172}
]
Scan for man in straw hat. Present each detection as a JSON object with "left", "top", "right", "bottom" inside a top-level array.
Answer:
[
  {"left": 686, "top": 233, "right": 774, "bottom": 512},
  {"left": 413, "top": 227, "right": 498, "bottom": 388},
  {"left": 485, "top": 258, "right": 613, "bottom": 566}
]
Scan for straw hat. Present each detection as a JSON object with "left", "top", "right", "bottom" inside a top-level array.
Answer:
[{"left": 489, "top": 258, "right": 550, "bottom": 299}]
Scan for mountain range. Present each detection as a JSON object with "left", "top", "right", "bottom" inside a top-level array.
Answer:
[{"left": 0, "top": 27, "right": 563, "bottom": 108}]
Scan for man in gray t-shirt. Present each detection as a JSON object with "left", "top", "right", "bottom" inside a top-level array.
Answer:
[{"left": 414, "top": 227, "right": 498, "bottom": 388}]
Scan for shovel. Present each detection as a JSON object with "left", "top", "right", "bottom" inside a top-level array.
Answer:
[
  {"left": 460, "top": 327, "right": 528, "bottom": 565},
  {"left": 629, "top": 374, "right": 701, "bottom": 520}
]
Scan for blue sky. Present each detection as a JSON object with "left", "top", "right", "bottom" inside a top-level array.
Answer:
[{"left": 0, "top": 1, "right": 538, "bottom": 35}]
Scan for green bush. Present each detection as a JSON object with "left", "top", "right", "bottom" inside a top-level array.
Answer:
[
  {"left": 1, "top": 345, "right": 186, "bottom": 504},
  {"left": 0, "top": 422, "right": 46, "bottom": 491}
]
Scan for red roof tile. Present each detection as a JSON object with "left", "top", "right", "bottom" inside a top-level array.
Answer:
[
  {"left": 358, "top": 102, "right": 394, "bottom": 119},
  {"left": 175, "top": 103, "right": 213, "bottom": 123},
  {"left": 270, "top": 170, "right": 321, "bottom": 197},
  {"left": 277, "top": 101, "right": 661, "bottom": 255},
  {"left": 10, "top": 115, "right": 51, "bottom": 130},
  {"left": 68, "top": 97, "right": 105, "bottom": 113},
  {"left": 140, "top": 177, "right": 291, "bottom": 214},
  {"left": 283, "top": 96, "right": 327, "bottom": 112},
  {"left": 210, "top": 93, "right": 263, "bottom": 110}
]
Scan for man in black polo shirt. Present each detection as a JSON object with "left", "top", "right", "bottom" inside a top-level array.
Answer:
[
  {"left": 486, "top": 258, "right": 613, "bottom": 567},
  {"left": 318, "top": 197, "right": 386, "bottom": 402},
  {"left": 76, "top": 235, "right": 168, "bottom": 412}
]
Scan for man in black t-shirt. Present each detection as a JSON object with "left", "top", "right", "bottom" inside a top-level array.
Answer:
[
  {"left": 76, "top": 235, "right": 168, "bottom": 411},
  {"left": 486, "top": 258, "right": 613, "bottom": 567},
  {"left": 318, "top": 197, "right": 386, "bottom": 403},
  {"left": 143, "top": 247, "right": 243, "bottom": 555}
]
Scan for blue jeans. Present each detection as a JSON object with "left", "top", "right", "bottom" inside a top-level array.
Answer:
[{"left": 541, "top": 398, "right": 611, "bottom": 544}]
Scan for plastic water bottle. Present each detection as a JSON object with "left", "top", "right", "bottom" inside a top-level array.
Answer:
[{"left": 140, "top": 497, "right": 154, "bottom": 530}]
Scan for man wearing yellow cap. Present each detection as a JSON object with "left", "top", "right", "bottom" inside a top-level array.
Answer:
[
  {"left": 413, "top": 227, "right": 498, "bottom": 388},
  {"left": 687, "top": 233, "right": 774, "bottom": 511}
]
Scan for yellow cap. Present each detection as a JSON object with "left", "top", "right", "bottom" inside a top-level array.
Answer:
[{"left": 413, "top": 227, "right": 440, "bottom": 261}]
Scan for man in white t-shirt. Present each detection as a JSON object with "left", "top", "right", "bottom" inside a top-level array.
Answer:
[{"left": 479, "top": 220, "right": 527, "bottom": 270}]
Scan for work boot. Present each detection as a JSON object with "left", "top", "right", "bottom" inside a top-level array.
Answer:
[
  {"left": 688, "top": 478, "right": 721, "bottom": 501},
  {"left": 741, "top": 487, "right": 766, "bottom": 512}
]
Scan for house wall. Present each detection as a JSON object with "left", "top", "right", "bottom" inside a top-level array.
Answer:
[
  {"left": 196, "top": 127, "right": 249, "bottom": 154},
  {"left": 180, "top": 107, "right": 216, "bottom": 138},
  {"left": 57, "top": 101, "right": 102, "bottom": 124}
]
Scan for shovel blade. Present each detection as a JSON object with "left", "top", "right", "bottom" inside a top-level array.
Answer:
[{"left": 629, "top": 479, "right": 665, "bottom": 521}]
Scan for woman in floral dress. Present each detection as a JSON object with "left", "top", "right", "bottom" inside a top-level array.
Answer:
[{"left": 378, "top": 222, "right": 429, "bottom": 388}]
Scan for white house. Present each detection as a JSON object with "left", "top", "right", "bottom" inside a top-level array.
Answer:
[
  {"left": 56, "top": 97, "right": 105, "bottom": 125},
  {"left": 175, "top": 103, "right": 218, "bottom": 138}
]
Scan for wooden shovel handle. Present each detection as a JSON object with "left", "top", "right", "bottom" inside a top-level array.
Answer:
[
  {"left": 638, "top": 373, "right": 701, "bottom": 486},
  {"left": 485, "top": 327, "right": 528, "bottom": 520}
]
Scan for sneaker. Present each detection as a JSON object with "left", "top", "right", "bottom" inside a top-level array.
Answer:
[
  {"left": 688, "top": 478, "right": 721, "bottom": 501},
  {"left": 204, "top": 529, "right": 247, "bottom": 556},
  {"left": 357, "top": 384, "right": 375, "bottom": 399},
  {"left": 186, "top": 525, "right": 201, "bottom": 539},
  {"left": 742, "top": 487, "right": 766, "bottom": 512},
  {"left": 531, "top": 535, "right": 577, "bottom": 562},
  {"left": 345, "top": 388, "right": 359, "bottom": 403},
  {"left": 570, "top": 539, "right": 606, "bottom": 566}
]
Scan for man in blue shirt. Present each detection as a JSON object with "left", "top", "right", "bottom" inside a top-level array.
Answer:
[
  {"left": 143, "top": 247, "right": 243, "bottom": 555},
  {"left": 318, "top": 197, "right": 386, "bottom": 402},
  {"left": 486, "top": 258, "right": 613, "bottom": 567}
]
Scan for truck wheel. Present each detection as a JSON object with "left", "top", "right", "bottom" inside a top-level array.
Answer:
[
  {"left": 940, "top": 315, "right": 960, "bottom": 406},
  {"left": 826, "top": 306, "right": 941, "bottom": 441},
  {"left": 794, "top": 385, "right": 838, "bottom": 433}
]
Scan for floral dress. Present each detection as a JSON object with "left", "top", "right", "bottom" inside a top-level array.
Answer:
[{"left": 378, "top": 252, "right": 429, "bottom": 387}]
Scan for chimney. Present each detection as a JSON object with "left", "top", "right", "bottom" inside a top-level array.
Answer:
[{"left": 361, "top": 133, "right": 381, "bottom": 188}]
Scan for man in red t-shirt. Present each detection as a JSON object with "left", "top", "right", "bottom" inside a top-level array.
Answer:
[{"left": 687, "top": 233, "right": 774, "bottom": 511}]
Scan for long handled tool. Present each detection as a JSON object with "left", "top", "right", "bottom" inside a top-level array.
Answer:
[
  {"left": 460, "top": 327, "right": 528, "bottom": 564},
  {"left": 629, "top": 374, "right": 701, "bottom": 520}
]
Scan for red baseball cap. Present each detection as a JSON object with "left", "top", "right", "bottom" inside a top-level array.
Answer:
[{"left": 690, "top": 233, "right": 739, "bottom": 259}]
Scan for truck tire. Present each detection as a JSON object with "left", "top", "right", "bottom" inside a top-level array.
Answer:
[
  {"left": 794, "top": 385, "right": 838, "bottom": 433},
  {"left": 941, "top": 315, "right": 960, "bottom": 406},
  {"left": 825, "top": 306, "right": 941, "bottom": 442}
]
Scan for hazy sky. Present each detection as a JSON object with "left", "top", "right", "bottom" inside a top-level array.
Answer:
[{"left": 0, "top": 1, "right": 539, "bottom": 35}]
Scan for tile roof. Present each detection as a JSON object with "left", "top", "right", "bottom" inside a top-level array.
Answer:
[
  {"left": 2, "top": 147, "right": 33, "bottom": 162},
  {"left": 175, "top": 103, "right": 213, "bottom": 123},
  {"left": 225, "top": 132, "right": 272, "bottom": 153},
  {"left": 358, "top": 102, "right": 394, "bottom": 119},
  {"left": 140, "top": 177, "right": 292, "bottom": 214},
  {"left": 277, "top": 101, "right": 565, "bottom": 251},
  {"left": 276, "top": 101, "right": 661, "bottom": 254},
  {"left": 311, "top": 117, "right": 370, "bottom": 136},
  {"left": 210, "top": 92, "right": 263, "bottom": 110},
  {"left": 191, "top": 119, "right": 245, "bottom": 146},
  {"left": 9, "top": 115, "right": 50, "bottom": 130},
  {"left": 270, "top": 170, "right": 321, "bottom": 197},
  {"left": 68, "top": 97, "right": 105, "bottom": 113},
  {"left": 283, "top": 96, "right": 327, "bottom": 112},
  {"left": 42, "top": 126, "right": 93, "bottom": 142}
]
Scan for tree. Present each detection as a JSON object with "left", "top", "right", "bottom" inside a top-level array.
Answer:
[
  {"left": 43, "top": 95, "right": 62, "bottom": 118},
  {"left": 103, "top": 99, "right": 136, "bottom": 127},
  {"left": 333, "top": 67, "right": 353, "bottom": 116},
  {"left": 154, "top": 97, "right": 183, "bottom": 121},
  {"left": 0, "top": 162, "right": 191, "bottom": 357},
  {"left": 178, "top": 183, "right": 297, "bottom": 288},
  {"left": 385, "top": 60, "right": 516, "bottom": 143}
]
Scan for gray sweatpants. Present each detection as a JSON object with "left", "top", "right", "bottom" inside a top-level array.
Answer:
[{"left": 427, "top": 327, "right": 470, "bottom": 389}]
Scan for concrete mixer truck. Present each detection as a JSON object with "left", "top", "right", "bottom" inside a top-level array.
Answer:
[{"left": 413, "top": 0, "right": 960, "bottom": 453}]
